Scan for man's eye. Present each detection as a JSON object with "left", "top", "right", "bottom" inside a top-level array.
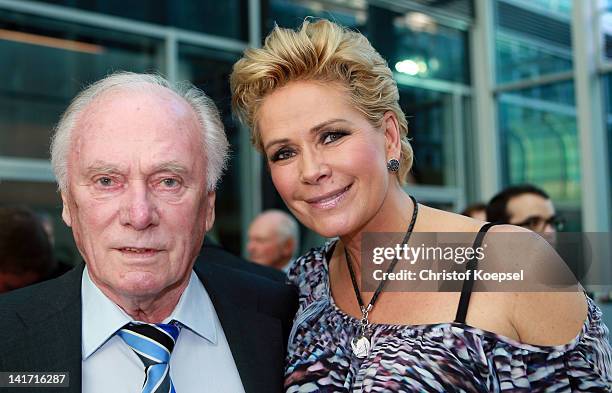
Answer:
[
  {"left": 270, "top": 148, "right": 296, "bottom": 162},
  {"left": 321, "top": 131, "right": 348, "bottom": 144},
  {"left": 160, "top": 178, "right": 180, "bottom": 188},
  {"left": 96, "top": 177, "right": 114, "bottom": 187},
  {"left": 527, "top": 217, "right": 541, "bottom": 227}
]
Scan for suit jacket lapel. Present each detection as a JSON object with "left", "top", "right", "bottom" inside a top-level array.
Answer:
[
  {"left": 13, "top": 265, "right": 83, "bottom": 393},
  {"left": 195, "top": 263, "right": 285, "bottom": 393}
]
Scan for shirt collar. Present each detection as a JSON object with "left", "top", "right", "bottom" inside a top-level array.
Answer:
[
  {"left": 81, "top": 266, "right": 217, "bottom": 360},
  {"left": 165, "top": 271, "right": 217, "bottom": 344}
]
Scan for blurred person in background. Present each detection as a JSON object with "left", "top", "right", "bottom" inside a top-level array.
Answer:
[
  {"left": 231, "top": 19, "right": 611, "bottom": 391},
  {"left": 460, "top": 202, "right": 487, "bottom": 221},
  {"left": 38, "top": 212, "right": 73, "bottom": 278},
  {"left": 247, "top": 209, "right": 299, "bottom": 271},
  {"left": 487, "top": 184, "right": 564, "bottom": 248},
  {"left": 196, "top": 235, "right": 287, "bottom": 282},
  {"left": 0, "top": 206, "right": 55, "bottom": 293},
  {"left": 486, "top": 184, "right": 564, "bottom": 234}
]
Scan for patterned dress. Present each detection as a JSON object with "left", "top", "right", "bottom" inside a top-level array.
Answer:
[{"left": 285, "top": 241, "right": 612, "bottom": 392}]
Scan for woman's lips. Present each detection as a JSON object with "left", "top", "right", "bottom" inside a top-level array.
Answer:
[{"left": 305, "top": 184, "right": 352, "bottom": 209}]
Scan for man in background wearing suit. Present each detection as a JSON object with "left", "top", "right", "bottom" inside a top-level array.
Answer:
[{"left": 0, "top": 72, "right": 296, "bottom": 393}]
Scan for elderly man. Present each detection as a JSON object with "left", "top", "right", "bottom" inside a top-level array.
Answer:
[
  {"left": 247, "top": 210, "right": 299, "bottom": 271},
  {"left": 0, "top": 73, "right": 296, "bottom": 393}
]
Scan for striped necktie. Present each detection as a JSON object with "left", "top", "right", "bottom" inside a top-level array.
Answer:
[{"left": 117, "top": 322, "right": 181, "bottom": 393}]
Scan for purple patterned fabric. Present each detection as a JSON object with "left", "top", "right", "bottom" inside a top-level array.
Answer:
[{"left": 285, "top": 241, "right": 612, "bottom": 392}]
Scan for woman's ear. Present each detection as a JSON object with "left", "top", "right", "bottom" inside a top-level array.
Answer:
[{"left": 382, "top": 111, "right": 402, "bottom": 160}]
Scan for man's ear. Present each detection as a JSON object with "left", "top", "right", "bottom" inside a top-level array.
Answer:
[
  {"left": 282, "top": 237, "right": 295, "bottom": 259},
  {"left": 382, "top": 111, "right": 402, "bottom": 160},
  {"left": 204, "top": 191, "right": 216, "bottom": 232},
  {"left": 61, "top": 192, "right": 72, "bottom": 227}
]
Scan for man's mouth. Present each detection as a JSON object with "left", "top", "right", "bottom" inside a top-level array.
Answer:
[{"left": 117, "top": 247, "right": 162, "bottom": 257}]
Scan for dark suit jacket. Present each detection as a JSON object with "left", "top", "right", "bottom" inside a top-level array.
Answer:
[
  {"left": 197, "top": 236, "right": 287, "bottom": 283},
  {"left": 0, "top": 262, "right": 297, "bottom": 393}
]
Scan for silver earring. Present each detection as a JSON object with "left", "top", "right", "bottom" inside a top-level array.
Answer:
[{"left": 387, "top": 158, "right": 400, "bottom": 173}]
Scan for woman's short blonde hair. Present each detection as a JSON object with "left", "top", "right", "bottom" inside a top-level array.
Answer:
[{"left": 230, "top": 19, "right": 413, "bottom": 183}]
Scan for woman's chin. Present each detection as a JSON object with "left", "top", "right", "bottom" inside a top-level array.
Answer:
[{"left": 309, "top": 218, "right": 355, "bottom": 239}]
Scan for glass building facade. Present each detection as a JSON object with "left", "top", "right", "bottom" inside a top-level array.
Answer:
[{"left": 0, "top": 0, "right": 610, "bottom": 263}]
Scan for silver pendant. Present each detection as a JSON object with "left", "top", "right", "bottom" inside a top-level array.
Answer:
[{"left": 351, "top": 335, "right": 371, "bottom": 358}]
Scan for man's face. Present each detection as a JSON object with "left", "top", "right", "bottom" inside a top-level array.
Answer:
[
  {"left": 246, "top": 215, "right": 291, "bottom": 269},
  {"left": 506, "top": 193, "right": 557, "bottom": 233},
  {"left": 62, "top": 87, "right": 215, "bottom": 301}
]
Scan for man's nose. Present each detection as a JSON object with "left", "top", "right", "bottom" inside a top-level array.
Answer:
[{"left": 120, "top": 182, "right": 159, "bottom": 230}]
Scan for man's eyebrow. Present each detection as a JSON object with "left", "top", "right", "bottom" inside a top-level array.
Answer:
[
  {"left": 84, "top": 161, "right": 123, "bottom": 176},
  {"left": 151, "top": 161, "right": 190, "bottom": 175},
  {"left": 263, "top": 118, "right": 350, "bottom": 151},
  {"left": 83, "top": 161, "right": 190, "bottom": 176}
]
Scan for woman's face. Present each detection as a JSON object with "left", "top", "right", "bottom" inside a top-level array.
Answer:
[{"left": 257, "top": 81, "right": 399, "bottom": 238}]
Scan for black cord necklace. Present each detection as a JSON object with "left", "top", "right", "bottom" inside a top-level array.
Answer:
[{"left": 344, "top": 195, "right": 418, "bottom": 358}]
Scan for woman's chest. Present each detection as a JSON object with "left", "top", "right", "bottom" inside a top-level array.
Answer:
[{"left": 285, "top": 312, "right": 493, "bottom": 393}]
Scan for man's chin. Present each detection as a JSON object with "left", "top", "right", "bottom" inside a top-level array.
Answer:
[{"left": 111, "top": 272, "right": 169, "bottom": 299}]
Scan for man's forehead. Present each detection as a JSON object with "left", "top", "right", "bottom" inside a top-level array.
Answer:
[
  {"left": 77, "top": 85, "right": 197, "bottom": 131},
  {"left": 507, "top": 193, "right": 554, "bottom": 217},
  {"left": 74, "top": 86, "right": 200, "bottom": 140},
  {"left": 83, "top": 159, "right": 191, "bottom": 174},
  {"left": 253, "top": 215, "right": 285, "bottom": 236},
  {"left": 68, "top": 86, "right": 205, "bottom": 175}
]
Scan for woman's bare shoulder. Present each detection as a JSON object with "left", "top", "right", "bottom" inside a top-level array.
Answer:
[
  {"left": 511, "top": 291, "right": 588, "bottom": 346},
  {"left": 417, "top": 205, "right": 588, "bottom": 346},
  {"left": 486, "top": 225, "right": 588, "bottom": 346},
  {"left": 416, "top": 204, "right": 486, "bottom": 232}
]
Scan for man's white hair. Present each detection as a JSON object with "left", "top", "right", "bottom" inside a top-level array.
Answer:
[
  {"left": 50, "top": 71, "right": 229, "bottom": 192},
  {"left": 260, "top": 209, "right": 300, "bottom": 257}
]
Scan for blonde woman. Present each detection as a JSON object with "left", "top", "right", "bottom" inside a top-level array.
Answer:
[{"left": 231, "top": 19, "right": 611, "bottom": 392}]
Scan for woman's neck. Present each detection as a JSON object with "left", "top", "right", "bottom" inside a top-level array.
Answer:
[{"left": 339, "top": 185, "right": 416, "bottom": 271}]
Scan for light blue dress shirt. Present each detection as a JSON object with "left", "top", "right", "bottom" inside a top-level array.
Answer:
[{"left": 81, "top": 266, "right": 245, "bottom": 393}]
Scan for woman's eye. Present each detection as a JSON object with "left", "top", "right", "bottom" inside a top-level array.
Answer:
[
  {"left": 321, "top": 131, "right": 348, "bottom": 144},
  {"left": 271, "top": 148, "right": 296, "bottom": 162}
]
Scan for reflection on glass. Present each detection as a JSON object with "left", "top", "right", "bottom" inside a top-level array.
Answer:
[
  {"left": 178, "top": 45, "right": 243, "bottom": 254},
  {"left": 602, "top": 74, "right": 612, "bottom": 227},
  {"left": 510, "top": 0, "right": 571, "bottom": 15},
  {"left": 0, "top": 11, "right": 161, "bottom": 159},
  {"left": 390, "top": 11, "right": 469, "bottom": 84},
  {"left": 598, "top": 0, "right": 612, "bottom": 62},
  {"left": 399, "top": 87, "right": 456, "bottom": 186},
  {"left": 266, "top": 2, "right": 470, "bottom": 83},
  {"left": 495, "top": 0, "right": 572, "bottom": 83},
  {"left": 266, "top": 0, "right": 365, "bottom": 31},
  {"left": 498, "top": 81, "right": 580, "bottom": 205},
  {"left": 34, "top": 0, "right": 248, "bottom": 40}
]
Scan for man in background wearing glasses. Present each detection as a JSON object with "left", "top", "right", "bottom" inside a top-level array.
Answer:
[{"left": 486, "top": 184, "right": 564, "bottom": 240}]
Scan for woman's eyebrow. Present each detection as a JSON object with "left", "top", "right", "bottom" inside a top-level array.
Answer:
[{"left": 263, "top": 118, "right": 350, "bottom": 151}]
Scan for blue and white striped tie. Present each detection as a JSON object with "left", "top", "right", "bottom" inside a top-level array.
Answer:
[{"left": 117, "top": 322, "right": 181, "bottom": 393}]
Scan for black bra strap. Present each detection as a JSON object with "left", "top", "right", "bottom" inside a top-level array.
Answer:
[{"left": 454, "top": 222, "right": 496, "bottom": 324}]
